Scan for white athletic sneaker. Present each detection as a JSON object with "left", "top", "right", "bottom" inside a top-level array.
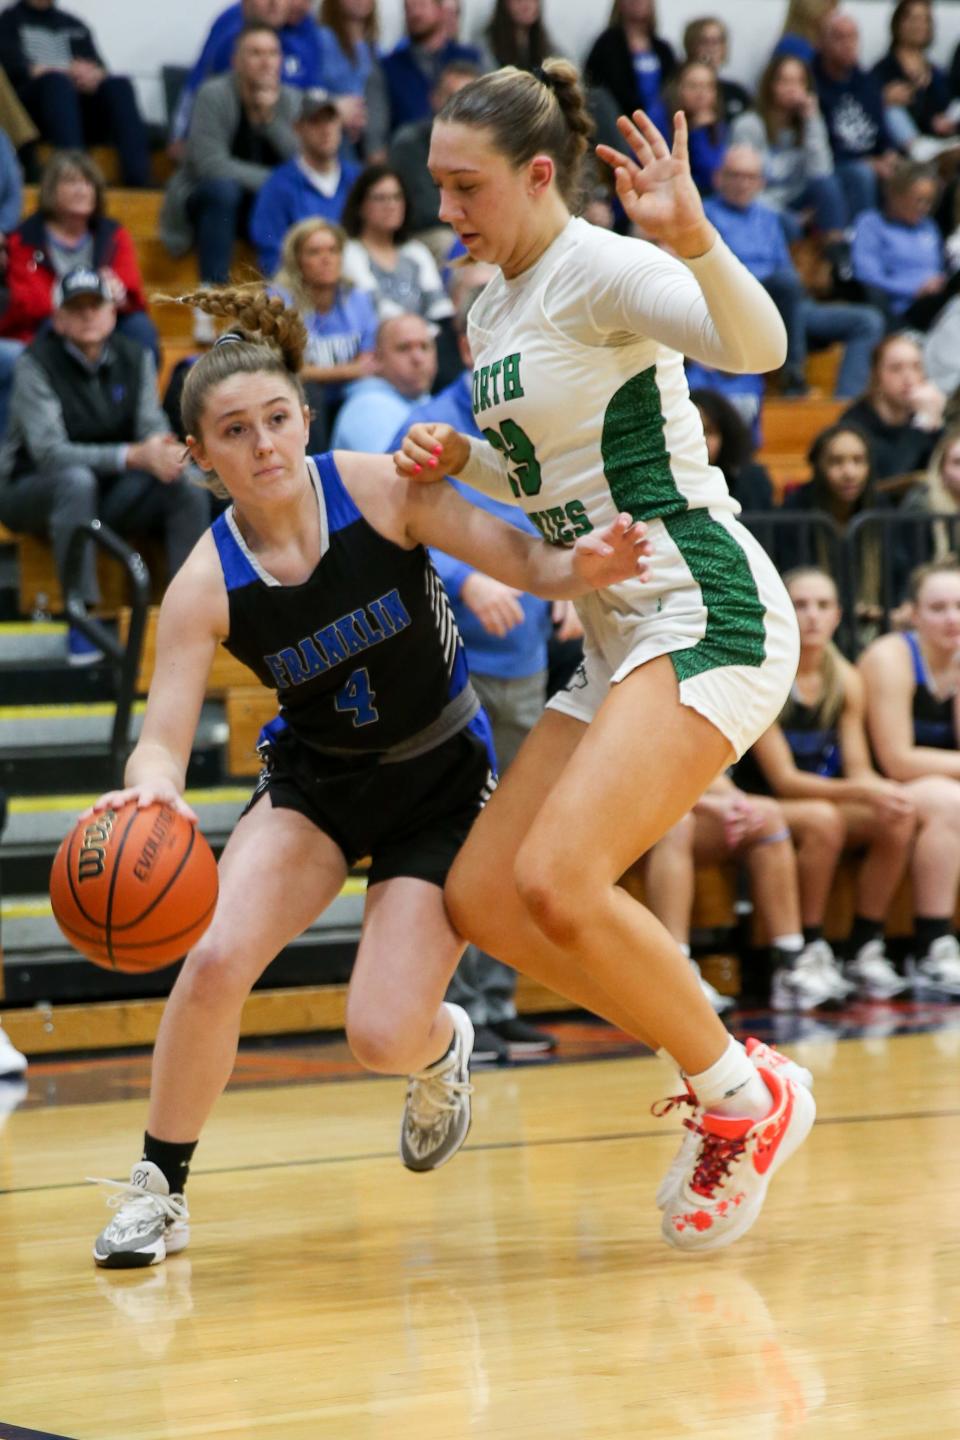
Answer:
[
  {"left": 91, "top": 1161, "right": 190, "bottom": 1268},
  {"left": 908, "top": 935, "right": 960, "bottom": 997},
  {"left": 771, "top": 945, "right": 840, "bottom": 1012},
  {"left": 807, "top": 939, "right": 855, "bottom": 1001},
  {"left": 0, "top": 1022, "right": 27, "bottom": 1077},
  {"left": 691, "top": 959, "right": 735, "bottom": 1014},
  {"left": 400, "top": 1003, "right": 474, "bottom": 1173},
  {"left": 845, "top": 939, "right": 908, "bottom": 1000},
  {"left": 653, "top": 1039, "right": 814, "bottom": 1210},
  {"left": 662, "top": 1066, "right": 816, "bottom": 1253}
]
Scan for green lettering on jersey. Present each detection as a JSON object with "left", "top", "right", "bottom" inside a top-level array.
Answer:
[
  {"left": 472, "top": 352, "right": 523, "bottom": 415},
  {"left": 528, "top": 500, "right": 595, "bottom": 547},
  {"left": 502, "top": 352, "right": 524, "bottom": 400}
]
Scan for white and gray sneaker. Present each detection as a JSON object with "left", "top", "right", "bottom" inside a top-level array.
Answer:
[
  {"left": 845, "top": 939, "right": 908, "bottom": 1000},
  {"left": 691, "top": 959, "right": 735, "bottom": 1014},
  {"left": 91, "top": 1161, "right": 190, "bottom": 1269},
  {"left": 805, "top": 939, "right": 855, "bottom": 1002},
  {"left": 771, "top": 945, "right": 841, "bottom": 1012},
  {"left": 400, "top": 1003, "right": 474, "bottom": 1173},
  {"left": 653, "top": 1038, "right": 815, "bottom": 1209},
  {"left": 0, "top": 1022, "right": 27, "bottom": 1077},
  {"left": 908, "top": 935, "right": 960, "bottom": 996}
]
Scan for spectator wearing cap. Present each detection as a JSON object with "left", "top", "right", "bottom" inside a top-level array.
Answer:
[
  {"left": 170, "top": 0, "right": 323, "bottom": 150},
  {"left": 331, "top": 312, "right": 436, "bottom": 451},
  {"left": 388, "top": 60, "right": 477, "bottom": 256},
  {"left": 0, "top": 267, "right": 209, "bottom": 664},
  {"left": 0, "top": 0, "right": 151, "bottom": 187},
  {"left": 381, "top": 0, "right": 485, "bottom": 135},
  {"left": 160, "top": 23, "right": 299, "bottom": 335},
  {"left": 0, "top": 149, "right": 158, "bottom": 363},
  {"left": 249, "top": 88, "right": 361, "bottom": 277}
]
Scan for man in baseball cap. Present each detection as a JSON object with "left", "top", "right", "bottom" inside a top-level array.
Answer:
[{"left": 249, "top": 86, "right": 361, "bottom": 276}]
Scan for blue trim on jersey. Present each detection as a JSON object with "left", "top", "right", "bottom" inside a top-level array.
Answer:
[
  {"left": 467, "top": 705, "right": 497, "bottom": 776},
  {"left": 257, "top": 712, "right": 288, "bottom": 750},
  {"left": 212, "top": 511, "right": 259, "bottom": 591},
  {"left": 783, "top": 725, "right": 841, "bottom": 777},
  {"left": 315, "top": 452, "right": 362, "bottom": 533},
  {"left": 904, "top": 630, "right": 926, "bottom": 688}
]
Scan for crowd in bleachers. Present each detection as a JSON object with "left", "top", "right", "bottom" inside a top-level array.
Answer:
[{"left": 5, "top": 0, "right": 960, "bottom": 1040}]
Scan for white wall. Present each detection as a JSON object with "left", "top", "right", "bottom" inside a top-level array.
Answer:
[{"left": 68, "top": 0, "right": 960, "bottom": 124}]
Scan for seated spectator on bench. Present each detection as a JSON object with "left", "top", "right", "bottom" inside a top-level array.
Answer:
[
  {"left": 331, "top": 311, "right": 435, "bottom": 451},
  {"left": 851, "top": 162, "right": 948, "bottom": 330},
  {"left": 479, "top": 0, "right": 562, "bottom": 73},
  {"left": 381, "top": 0, "right": 485, "bottom": 136},
  {"left": 689, "top": 387, "right": 773, "bottom": 512},
  {"left": 341, "top": 164, "right": 453, "bottom": 325},
  {"left": 900, "top": 425, "right": 960, "bottom": 557},
  {"left": 778, "top": 421, "right": 885, "bottom": 644},
  {"left": 842, "top": 332, "right": 944, "bottom": 482},
  {"left": 667, "top": 61, "right": 727, "bottom": 197},
  {"left": 170, "top": 0, "right": 323, "bottom": 151},
  {"left": 0, "top": 0, "right": 150, "bottom": 187},
  {"left": 731, "top": 55, "right": 847, "bottom": 249},
  {"left": 0, "top": 150, "right": 158, "bottom": 362},
  {"left": 736, "top": 566, "right": 916, "bottom": 1002},
  {"left": 249, "top": 87, "right": 360, "bottom": 278},
  {"left": 160, "top": 23, "right": 299, "bottom": 340},
  {"left": 859, "top": 557, "right": 960, "bottom": 996},
  {"left": 872, "top": 0, "right": 959, "bottom": 161},
  {"left": 585, "top": 0, "right": 676, "bottom": 137},
  {"left": 388, "top": 61, "right": 477, "bottom": 258},
  {"left": 682, "top": 16, "right": 752, "bottom": 127},
  {"left": 813, "top": 11, "right": 899, "bottom": 221},
  {"left": 774, "top": 0, "right": 837, "bottom": 68},
  {"left": 705, "top": 146, "right": 884, "bottom": 398},
  {"left": 273, "top": 216, "right": 377, "bottom": 448},
  {"left": 316, "top": 0, "right": 381, "bottom": 158},
  {"left": 640, "top": 773, "right": 845, "bottom": 1012},
  {"left": 0, "top": 268, "right": 208, "bottom": 664}
]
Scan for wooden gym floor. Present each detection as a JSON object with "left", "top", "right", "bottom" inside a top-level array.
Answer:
[{"left": 1, "top": 1010, "right": 959, "bottom": 1440}]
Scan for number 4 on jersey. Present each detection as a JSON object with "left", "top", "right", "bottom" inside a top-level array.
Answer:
[
  {"left": 334, "top": 667, "right": 379, "bottom": 727},
  {"left": 483, "top": 418, "right": 542, "bottom": 497}
]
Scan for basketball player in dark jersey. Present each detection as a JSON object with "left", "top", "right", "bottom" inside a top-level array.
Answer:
[
  {"left": 738, "top": 568, "right": 915, "bottom": 1002},
  {"left": 860, "top": 558, "right": 960, "bottom": 997},
  {"left": 84, "top": 288, "right": 652, "bottom": 1268}
]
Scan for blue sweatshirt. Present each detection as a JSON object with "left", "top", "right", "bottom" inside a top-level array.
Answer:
[
  {"left": 381, "top": 37, "right": 485, "bottom": 131},
  {"left": 249, "top": 158, "right": 360, "bottom": 276},
  {"left": 172, "top": 4, "right": 323, "bottom": 141},
  {"left": 851, "top": 208, "right": 944, "bottom": 313},
  {"left": 704, "top": 195, "right": 794, "bottom": 281},
  {"left": 317, "top": 26, "right": 377, "bottom": 96},
  {"left": 388, "top": 374, "right": 551, "bottom": 680}
]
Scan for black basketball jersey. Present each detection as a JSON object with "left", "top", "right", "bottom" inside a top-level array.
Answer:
[
  {"left": 734, "top": 685, "right": 840, "bottom": 794},
  {"left": 904, "top": 631, "right": 957, "bottom": 750},
  {"left": 211, "top": 453, "right": 480, "bottom": 757}
]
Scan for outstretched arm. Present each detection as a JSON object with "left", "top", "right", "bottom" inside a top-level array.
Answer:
[
  {"left": 393, "top": 422, "right": 516, "bottom": 501},
  {"left": 594, "top": 110, "right": 787, "bottom": 374}
]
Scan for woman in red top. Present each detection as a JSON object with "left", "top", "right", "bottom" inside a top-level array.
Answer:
[{"left": 0, "top": 149, "right": 158, "bottom": 361}]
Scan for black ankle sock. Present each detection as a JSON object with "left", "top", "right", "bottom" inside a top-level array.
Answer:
[
  {"left": 914, "top": 916, "right": 952, "bottom": 953},
  {"left": 803, "top": 925, "right": 823, "bottom": 947},
  {"left": 849, "top": 915, "right": 885, "bottom": 953},
  {"left": 143, "top": 1133, "right": 198, "bottom": 1195}
]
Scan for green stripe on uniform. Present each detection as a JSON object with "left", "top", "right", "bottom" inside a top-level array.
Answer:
[{"left": 601, "top": 365, "right": 767, "bottom": 677}]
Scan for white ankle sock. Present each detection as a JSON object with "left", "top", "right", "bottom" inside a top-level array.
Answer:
[
  {"left": 655, "top": 1045, "right": 681, "bottom": 1075},
  {"left": 687, "top": 1036, "right": 771, "bottom": 1120},
  {"left": 772, "top": 933, "right": 803, "bottom": 955}
]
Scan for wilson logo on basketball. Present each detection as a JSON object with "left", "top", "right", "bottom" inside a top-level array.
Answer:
[
  {"left": 133, "top": 806, "right": 176, "bottom": 882},
  {"left": 77, "top": 809, "right": 118, "bottom": 882}
]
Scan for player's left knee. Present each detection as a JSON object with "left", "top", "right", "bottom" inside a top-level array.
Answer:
[
  {"left": 514, "top": 851, "right": 588, "bottom": 948},
  {"left": 346, "top": 1010, "right": 410, "bottom": 1074}
]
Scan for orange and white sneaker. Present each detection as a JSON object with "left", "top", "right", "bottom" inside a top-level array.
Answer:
[
  {"left": 661, "top": 1065, "right": 816, "bottom": 1253},
  {"left": 653, "top": 1039, "right": 813, "bottom": 1211}
]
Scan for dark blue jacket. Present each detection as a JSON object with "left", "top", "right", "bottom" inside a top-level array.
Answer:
[
  {"left": 381, "top": 37, "right": 484, "bottom": 132},
  {"left": 813, "top": 56, "right": 893, "bottom": 162}
]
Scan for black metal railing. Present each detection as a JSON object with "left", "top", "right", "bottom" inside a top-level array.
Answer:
[{"left": 62, "top": 521, "right": 151, "bottom": 787}]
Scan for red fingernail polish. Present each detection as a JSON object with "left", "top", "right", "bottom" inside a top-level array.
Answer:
[
  {"left": 413, "top": 464, "right": 421, "bottom": 474},
  {"left": 432, "top": 444, "right": 442, "bottom": 455},
  {"left": 428, "top": 458, "right": 438, "bottom": 467}
]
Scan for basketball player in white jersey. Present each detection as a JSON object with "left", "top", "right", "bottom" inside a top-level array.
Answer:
[{"left": 395, "top": 62, "right": 815, "bottom": 1253}]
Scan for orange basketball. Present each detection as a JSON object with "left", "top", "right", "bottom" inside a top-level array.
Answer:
[{"left": 49, "top": 801, "right": 219, "bottom": 973}]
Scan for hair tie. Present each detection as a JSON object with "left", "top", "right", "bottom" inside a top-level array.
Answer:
[
  {"left": 214, "top": 330, "right": 246, "bottom": 349},
  {"left": 532, "top": 65, "right": 553, "bottom": 90}
]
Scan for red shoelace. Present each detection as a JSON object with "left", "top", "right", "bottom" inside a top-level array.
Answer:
[{"left": 688, "top": 1123, "right": 747, "bottom": 1199}]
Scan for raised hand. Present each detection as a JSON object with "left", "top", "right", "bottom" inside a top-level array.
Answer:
[
  {"left": 596, "top": 109, "right": 715, "bottom": 258},
  {"left": 80, "top": 782, "right": 197, "bottom": 823},
  {"left": 571, "top": 513, "right": 653, "bottom": 591}
]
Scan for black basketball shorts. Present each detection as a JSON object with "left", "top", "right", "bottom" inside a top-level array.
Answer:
[{"left": 243, "top": 717, "right": 497, "bottom": 888}]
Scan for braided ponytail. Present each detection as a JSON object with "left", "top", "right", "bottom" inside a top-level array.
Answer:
[
  {"left": 158, "top": 285, "right": 309, "bottom": 442},
  {"left": 438, "top": 60, "right": 595, "bottom": 208}
]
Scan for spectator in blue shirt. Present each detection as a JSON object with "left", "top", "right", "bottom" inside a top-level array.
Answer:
[
  {"left": 584, "top": 0, "right": 676, "bottom": 137},
  {"left": 171, "top": 0, "right": 322, "bottom": 148},
  {"left": 813, "top": 11, "right": 900, "bottom": 219},
  {"left": 249, "top": 88, "right": 360, "bottom": 276},
  {"left": 0, "top": 127, "right": 22, "bottom": 236},
  {"left": 381, "top": 0, "right": 485, "bottom": 135},
  {"left": 705, "top": 145, "right": 884, "bottom": 396},
  {"left": 388, "top": 266, "right": 559, "bottom": 1061},
  {"left": 774, "top": 0, "right": 837, "bottom": 68},
  {"left": 331, "top": 311, "right": 436, "bottom": 450},
  {"left": 272, "top": 214, "right": 378, "bottom": 446},
  {"left": 316, "top": 0, "right": 381, "bottom": 156},
  {"left": 668, "top": 61, "right": 727, "bottom": 197},
  {"left": 851, "top": 160, "right": 947, "bottom": 327}
]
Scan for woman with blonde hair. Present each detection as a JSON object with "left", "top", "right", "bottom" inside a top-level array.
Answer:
[
  {"left": 775, "top": 0, "right": 839, "bottom": 66},
  {"left": 274, "top": 215, "right": 378, "bottom": 445}
]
